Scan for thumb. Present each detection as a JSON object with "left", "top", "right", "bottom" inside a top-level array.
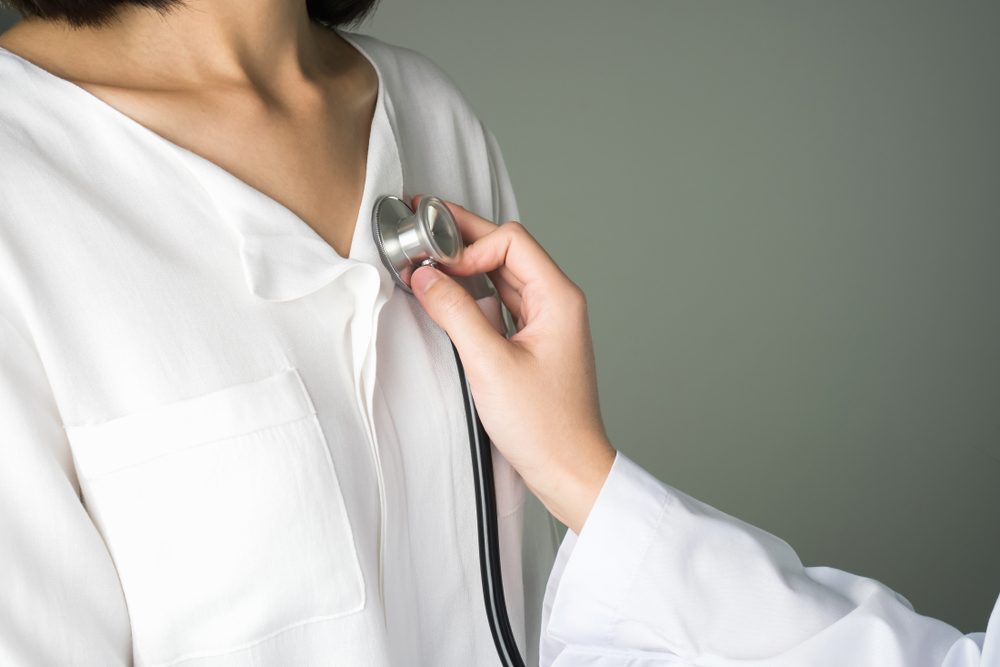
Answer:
[{"left": 411, "top": 265, "right": 507, "bottom": 362}]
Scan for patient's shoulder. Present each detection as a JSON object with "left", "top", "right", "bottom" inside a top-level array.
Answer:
[
  {"left": 0, "top": 51, "right": 37, "bottom": 152},
  {"left": 336, "top": 30, "right": 484, "bottom": 129}
]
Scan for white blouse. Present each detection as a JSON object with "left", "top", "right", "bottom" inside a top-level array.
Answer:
[{"left": 0, "top": 27, "right": 558, "bottom": 667}]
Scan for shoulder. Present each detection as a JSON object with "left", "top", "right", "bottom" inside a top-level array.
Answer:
[
  {"left": 0, "top": 51, "right": 44, "bottom": 186},
  {"left": 335, "top": 29, "right": 486, "bottom": 132},
  {"left": 0, "top": 46, "right": 46, "bottom": 146},
  {"left": 0, "top": 50, "right": 51, "bottom": 185},
  {"left": 0, "top": 47, "right": 74, "bottom": 244},
  {"left": 336, "top": 29, "right": 461, "bottom": 95},
  {"left": 0, "top": 43, "right": 34, "bottom": 107},
  {"left": 333, "top": 30, "right": 519, "bottom": 223}
]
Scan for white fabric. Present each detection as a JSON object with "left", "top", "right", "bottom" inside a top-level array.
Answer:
[
  {"left": 540, "top": 451, "right": 1000, "bottom": 666},
  {"left": 0, "top": 27, "right": 559, "bottom": 667}
]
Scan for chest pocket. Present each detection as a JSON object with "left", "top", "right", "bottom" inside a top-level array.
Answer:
[{"left": 64, "top": 367, "right": 365, "bottom": 667}]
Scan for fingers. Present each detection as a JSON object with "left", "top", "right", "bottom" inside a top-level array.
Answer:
[
  {"left": 410, "top": 194, "right": 569, "bottom": 290},
  {"left": 411, "top": 194, "right": 522, "bottom": 321},
  {"left": 412, "top": 194, "right": 525, "bottom": 304},
  {"left": 493, "top": 278, "right": 523, "bottom": 328},
  {"left": 410, "top": 264, "right": 510, "bottom": 364}
]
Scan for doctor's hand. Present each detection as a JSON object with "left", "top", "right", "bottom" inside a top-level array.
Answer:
[{"left": 408, "top": 195, "right": 616, "bottom": 534}]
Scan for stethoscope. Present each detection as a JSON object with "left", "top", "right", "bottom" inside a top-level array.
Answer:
[{"left": 372, "top": 194, "right": 526, "bottom": 667}]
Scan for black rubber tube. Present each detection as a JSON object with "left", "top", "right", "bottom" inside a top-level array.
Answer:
[{"left": 451, "top": 341, "right": 526, "bottom": 667}]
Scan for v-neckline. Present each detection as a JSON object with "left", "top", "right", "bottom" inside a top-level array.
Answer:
[{"left": 0, "top": 25, "right": 393, "bottom": 266}]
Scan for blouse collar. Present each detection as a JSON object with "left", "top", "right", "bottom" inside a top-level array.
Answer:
[
  {"left": 173, "top": 89, "right": 404, "bottom": 304},
  {"left": 0, "top": 29, "right": 405, "bottom": 306},
  {"left": 172, "top": 27, "right": 403, "bottom": 304}
]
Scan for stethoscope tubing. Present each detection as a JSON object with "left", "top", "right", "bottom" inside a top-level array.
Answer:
[
  {"left": 372, "top": 192, "right": 526, "bottom": 665},
  {"left": 451, "top": 341, "right": 526, "bottom": 667}
]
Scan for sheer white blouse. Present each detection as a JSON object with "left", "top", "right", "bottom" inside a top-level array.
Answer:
[{"left": 0, "top": 27, "right": 558, "bottom": 667}]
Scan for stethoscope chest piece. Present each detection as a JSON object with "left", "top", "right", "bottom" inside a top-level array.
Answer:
[{"left": 372, "top": 195, "right": 464, "bottom": 293}]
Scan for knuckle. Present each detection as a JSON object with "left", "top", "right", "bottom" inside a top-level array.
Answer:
[
  {"left": 502, "top": 220, "right": 539, "bottom": 244},
  {"left": 565, "top": 282, "right": 588, "bottom": 312},
  {"left": 501, "top": 219, "right": 526, "bottom": 234},
  {"left": 566, "top": 280, "right": 586, "bottom": 302}
]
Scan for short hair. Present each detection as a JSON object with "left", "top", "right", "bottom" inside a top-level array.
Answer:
[{"left": 0, "top": 0, "right": 380, "bottom": 29}]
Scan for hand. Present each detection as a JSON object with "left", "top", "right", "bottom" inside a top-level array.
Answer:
[{"left": 408, "top": 195, "right": 616, "bottom": 534}]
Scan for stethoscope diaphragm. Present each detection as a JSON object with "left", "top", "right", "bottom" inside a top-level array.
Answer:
[{"left": 371, "top": 194, "right": 464, "bottom": 293}]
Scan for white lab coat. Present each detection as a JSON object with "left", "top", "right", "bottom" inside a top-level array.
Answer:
[
  {"left": 0, "top": 27, "right": 558, "bottom": 666},
  {"left": 538, "top": 451, "right": 1000, "bottom": 666}
]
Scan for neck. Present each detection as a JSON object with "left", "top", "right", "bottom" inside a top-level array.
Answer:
[{"left": 22, "top": 0, "right": 340, "bottom": 91}]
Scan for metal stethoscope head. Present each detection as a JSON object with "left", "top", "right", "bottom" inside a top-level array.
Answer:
[{"left": 371, "top": 194, "right": 464, "bottom": 293}]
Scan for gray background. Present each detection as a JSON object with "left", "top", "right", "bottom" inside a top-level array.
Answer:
[{"left": 3, "top": 0, "right": 998, "bottom": 634}]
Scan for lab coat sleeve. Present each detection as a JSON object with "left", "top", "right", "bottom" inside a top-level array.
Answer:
[
  {"left": 0, "top": 309, "right": 132, "bottom": 665},
  {"left": 539, "top": 451, "right": 1000, "bottom": 667}
]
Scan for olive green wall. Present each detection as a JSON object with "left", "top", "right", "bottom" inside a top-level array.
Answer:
[
  {"left": 365, "top": 0, "right": 1000, "bottom": 633},
  {"left": 2, "top": 0, "right": 997, "bottom": 634}
]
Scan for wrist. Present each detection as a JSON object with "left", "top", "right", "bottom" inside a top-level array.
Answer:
[{"left": 528, "top": 436, "right": 616, "bottom": 534}]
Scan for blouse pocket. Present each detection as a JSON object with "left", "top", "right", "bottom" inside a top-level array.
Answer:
[{"left": 64, "top": 367, "right": 365, "bottom": 667}]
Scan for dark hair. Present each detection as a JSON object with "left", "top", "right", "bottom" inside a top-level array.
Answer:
[{"left": 0, "top": 0, "right": 380, "bottom": 29}]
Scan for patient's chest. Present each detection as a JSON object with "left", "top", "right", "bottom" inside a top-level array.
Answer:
[
  {"left": 0, "top": 25, "right": 380, "bottom": 261},
  {"left": 36, "top": 196, "right": 516, "bottom": 665},
  {"left": 0, "top": 34, "right": 528, "bottom": 662}
]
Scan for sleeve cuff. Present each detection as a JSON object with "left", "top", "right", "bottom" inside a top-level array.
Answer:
[{"left": 542, "top": 450, "right": 670, "bottom": 649}]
